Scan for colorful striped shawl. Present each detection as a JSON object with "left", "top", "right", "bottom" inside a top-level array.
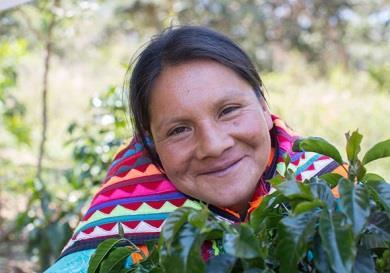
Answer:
[{"left": 59, "top": 115, "right": 341, "bottom": 260}]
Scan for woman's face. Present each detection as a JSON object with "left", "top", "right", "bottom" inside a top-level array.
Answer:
[{"left": 149, "top": 60, "right": 273, "bottom": 214}]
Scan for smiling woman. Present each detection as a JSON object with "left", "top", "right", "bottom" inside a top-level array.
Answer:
[
  {"left": 149, "top": 60, "right": 272, "bottom": 215},
  {"left": 45, "top": 26, "right": 346, "bottom": 273}
]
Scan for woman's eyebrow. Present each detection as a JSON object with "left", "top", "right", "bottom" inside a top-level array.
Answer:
[
  {"left": 153, "top": 116, "right": 188, "bottom": 134},
  {"left": 152, "top": 90, "right": 249, "bottom": 133},
  {"left": 213, "top": 90, "right": 250, "bottom": 107}
]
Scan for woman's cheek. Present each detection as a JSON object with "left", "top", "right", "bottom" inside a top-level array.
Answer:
[{"left": 159, "top": 144, "right": 189, "bottom": 177}]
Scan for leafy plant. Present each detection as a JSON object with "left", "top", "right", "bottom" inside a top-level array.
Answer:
[
  {"left": 368, "top": 65, "right": 390, "bottom": 93},
  {"left": 10, "top": 84, "right": 129, "bottom": 271},
  {"left": 0, "top": 38, "right": 31, "bottom": 146},
  {"left": 64, "top": 85, "right": 129, "bottom": 189},
  {"left": 88, "top": 130, "right": 390, "bottom": 273}
]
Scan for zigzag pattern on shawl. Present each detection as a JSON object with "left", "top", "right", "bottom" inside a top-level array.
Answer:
[
  {"left": 59, "top": 115, "right": 339, "bottom": 258},
  {"left": 272, "top": 117, "right": 338, "bottom": 180}
]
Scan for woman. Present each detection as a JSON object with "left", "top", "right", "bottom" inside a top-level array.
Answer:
[{"left": 46, "top": 26, "right": 345, "bottom": 272}]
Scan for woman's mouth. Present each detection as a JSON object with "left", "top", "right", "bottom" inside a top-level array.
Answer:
[{"left": 199, "top": 156, "right": 245, "bottom": 177}]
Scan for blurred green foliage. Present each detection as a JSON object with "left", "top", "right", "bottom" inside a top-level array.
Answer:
[
  {"left": 0, "top": 0, "right": 388, "bottom": 272},
  {"left": 368, "top": 64, "right": 390, "bottom": 92},
  {"left": 64, "top": 85, "right": 129, "bottom": 190},
  {"left": 11, "top": 84, "right": 128, "bottom": 270},
  {"left": 0, "top": 39, "right": 31, "bottom": 146}
]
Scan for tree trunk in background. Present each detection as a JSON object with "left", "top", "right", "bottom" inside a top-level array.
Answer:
[{"left": 36, "top": 39, "right": 51, "bottom": 182}]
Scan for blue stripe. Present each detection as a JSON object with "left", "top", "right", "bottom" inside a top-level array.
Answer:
[
  {"left": 290, "top": 152, "right": 303, "bottom": 162},
  {"left": 86, "top": 192, "right": 186, "bottom": 216},
  {"left": 110, "top": 143, "right": 144, "bottom": 168},
  {"left": 115, "top": 156, "right": 151, "bottom": 175},
  {"left": 76, "top": 213, "right": 170, "bottom": 234},
  {"left": 295, "top": 154, "right": 321, "bottom": 175}
]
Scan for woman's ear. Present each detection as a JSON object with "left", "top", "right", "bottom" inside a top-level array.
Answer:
[{"left": 259, "top": 98, "right": 273, "bottom": 130}]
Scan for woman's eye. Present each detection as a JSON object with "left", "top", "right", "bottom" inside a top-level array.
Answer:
[
  {"left": 220, "top": 106, "right": 239, "bottom": 117},
  {"left": 168, "top": 126, "right": 190, "bottom": 137}
]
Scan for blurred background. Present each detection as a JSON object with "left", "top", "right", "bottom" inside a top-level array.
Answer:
[{"left": 0, "top": 0, "right": 389, "bottom": 272}]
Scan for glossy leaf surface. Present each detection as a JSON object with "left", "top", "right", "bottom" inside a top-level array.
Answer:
[
  {"left": 276, "top": 211, "right": 318, "bottom": 273},
  {"left": 338, "top": 179, "right": 370, "bottom": 236},
  {"left": 223, "top": 224, "right": 262, "bottom": 259},
  {"left": 292, "top": 137, "right": 343, "bottom": 165},
  {"left": 345, "top": 130, "right": 363, "bottom": 163},
  {"left": 100, "top": 247, "right": 131, "bottom": 273},
  {"left": 88, "top": 238, "right": 126, "bottom": 273},
  {"left": 319, "top": 210, "right": 355, "bottom": 273},
  {"left": 362, "top": 139, "right": 390, "bottom": 165}
]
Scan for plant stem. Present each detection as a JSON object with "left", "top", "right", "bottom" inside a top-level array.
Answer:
[{"left": 36, "top": 37, "right": 52, "bottom": 182}]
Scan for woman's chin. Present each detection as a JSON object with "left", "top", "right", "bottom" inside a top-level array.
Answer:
[{"left": 205, "top": 192, "right": 253, "bottom": 212}]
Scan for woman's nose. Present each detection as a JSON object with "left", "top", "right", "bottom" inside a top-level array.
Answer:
[{"left": 195, "top": 123, "right": 234, "bottom": 159}]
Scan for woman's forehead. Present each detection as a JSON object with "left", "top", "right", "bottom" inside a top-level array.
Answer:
[{"left": 151, "top": 60, "right": 252, "bottom": 99}]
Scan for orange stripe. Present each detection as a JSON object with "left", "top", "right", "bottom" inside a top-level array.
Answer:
[
  {"left": 248, "top": 196, "right": 263, "bottom": 215},
  {"left": 330, "top": 164, "right": 348, "bottom": 198},
  {"left": 98, "top": 165, "right": 162, "bottom": 191},
  {"left": 130, "top": 244, "right": 149, "bottom": 263},
  {"left": 267, "top": 148, "right": 275, "bottom": 166},
  {"left": 223, "top": 208, "right": 241, "bottom": 219},
  {"left": 331, "top": 164, "right": 348, "bottom": 178}
]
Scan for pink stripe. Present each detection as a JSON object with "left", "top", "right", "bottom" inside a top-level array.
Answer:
[
  {"left": 279, "top": 140, "right": 292, "bottom": 152},
  {"left": 90, "top": 180, "right": 178, "bottom": 207}
]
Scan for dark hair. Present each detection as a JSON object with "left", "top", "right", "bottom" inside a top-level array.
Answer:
[{"left": 128, "top": 25, "right": 265, "bottom": 167}]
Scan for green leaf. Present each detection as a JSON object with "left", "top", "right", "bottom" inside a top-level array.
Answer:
[
  {"left": 241, "top": 257, "right": 266, "bottom": 272},
  {"left": 308, "top": 177, "right": 336, "bottom": 208},
  {"left": 292, "top": 137, "right": 343, "bottom": 165},
  {"left": 364, "top": 211, "right": 390, "bottom": 247},
  {"left": 356, "top": 162, "right": 367, "bottom": 181},
  {"left": 352, "top": 246, "right": 375, "bottom": 273},
  {"left": 345, "top": 130, "right": 363, "bottom": 163},
  {"left": 362, "top": 139, "right": 390, "bottom": 165},
  {"left": 160, "top": 223, "right": 205, "bottom": 273},
  {"left": 368, "top": 212, "right": 390, "bottom": 238},
  {"left": 243, "top": 268, "right": 271, "bottom": 273},
  {"left": 161, "top": 207, "right": 193, "bottom": 248},
  {"left": 100, "top": 247, "right": 131, "bottom": 273},
  {"left": 283, "top": 153, "right": 291, "bottom": 171},
  {"left": 338, "top": 179, "right": 370, "bottom": 236},
  {"left": 319, "top": 209, "right": 356, "bottom": 273},
  {"left": 88, "top": 238, "right": 125, "bottom": 273},
  {"left": 312, "top": 234, "right": 331, "bottom": 273},
  {"left": 206, "top": 254, "right": 237, "bottom": 273},
  {"left": 362, "top": 173, "right": 385, "bottom": 182},
  {"left": 242, "top": 268, "right": 273, "bottom": 273},
  {"left": 118, "top": 268, "right": 132, "bottom": 273},
  {"left": 118, "top": 222, "right": 125, "bottom": 238},
  {"left": 276, "top": 211, "right": 318, "bottom": 273},
  {"left": 188, "top": 207, "right": 209, "bottom": 229},
  {"left": 223, "top": 224, "right": 262, "bottom": 259},
  {"left": 275, "top": 179, "right": 313, "bottom": 201},
  {"left": 361, "top": 234, "right": 389, "bottom": 249},
  {"left": 249, "top": 191, "right": 287, "bottom": 233},
  {"left": 366, "top": 180, "right": 390, "bottom": 213},
  {"left": 319, "top": 173, "right": 343, "bottom": 188},
  {"left": 293, "top": 200, "right": 323, "bottom": 215},
  {"left": 269, "top": 175, "right": 284, "bottom": 187}
]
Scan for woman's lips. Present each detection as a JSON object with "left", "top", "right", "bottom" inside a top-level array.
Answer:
[{"left": 198, "top": 156, "right": 245, "bottom": 177}]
